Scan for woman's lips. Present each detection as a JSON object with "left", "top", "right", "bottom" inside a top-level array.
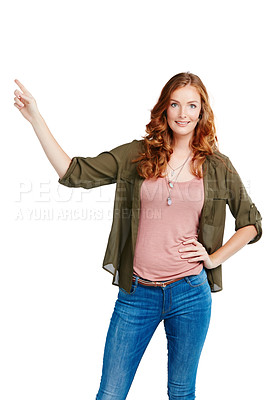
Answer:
[{"left": 176, "top": 121, "right": 190, "bottom": 126}]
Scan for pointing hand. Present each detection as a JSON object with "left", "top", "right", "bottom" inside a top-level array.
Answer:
[{"left": 14, "top": 79, "right": 41, "bottom": 124}]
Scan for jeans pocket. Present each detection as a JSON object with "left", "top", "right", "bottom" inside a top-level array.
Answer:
[
  {"left": 185, "top": 268, "right": 208, "bottom": 288},
  {"left": 119, "top": 281, "right": 138, "bottom": 296}
]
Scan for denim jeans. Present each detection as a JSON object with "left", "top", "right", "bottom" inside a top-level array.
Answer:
[{"left": 96, "top": 267, "right": 212, "bottom": 400}]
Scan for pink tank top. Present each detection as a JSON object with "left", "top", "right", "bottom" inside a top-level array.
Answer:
[{"left": 133, "top": 175, "right": 204, "bottom": 281}]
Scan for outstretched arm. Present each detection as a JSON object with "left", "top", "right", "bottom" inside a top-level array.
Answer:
[{"left": 14, "top": 79, "right": 71, "bottom": 179}]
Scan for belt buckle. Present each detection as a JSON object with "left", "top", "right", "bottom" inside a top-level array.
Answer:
[{"left": 155, "top": 281, "right": 166, "bottom": 288}]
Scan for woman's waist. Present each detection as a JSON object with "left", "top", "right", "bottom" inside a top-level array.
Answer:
[{"left": 133, "top": 260, "right": 203, "bottom": 282}]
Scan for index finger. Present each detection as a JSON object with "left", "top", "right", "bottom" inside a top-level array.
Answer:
[
  {"left": 182, "top": 239, "right": 197, "bottom": 245},
  {"left": 14, "top": 79, "right": 31, "bottom": 95}
]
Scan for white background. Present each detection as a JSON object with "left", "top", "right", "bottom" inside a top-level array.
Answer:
[{"left": 1, "top": 0, "right": 265, "bottom": 399}]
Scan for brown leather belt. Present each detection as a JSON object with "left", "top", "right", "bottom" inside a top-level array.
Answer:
[{"left": 132, "top": 275, "right": 184, "bottom": 288}]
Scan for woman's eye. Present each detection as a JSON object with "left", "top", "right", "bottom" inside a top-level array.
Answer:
[
  {"left": 190, "top": 104, "right": 196, "bottom": 109},
  {"left": 171, "top": 103, "right": 177, "bottom": 108}
]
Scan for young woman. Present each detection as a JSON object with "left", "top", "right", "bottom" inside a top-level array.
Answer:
[{"left": 14, "top": 72, "right": 262, "bottom": 400}]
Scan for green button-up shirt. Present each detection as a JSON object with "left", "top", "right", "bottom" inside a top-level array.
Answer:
[{"left": 58, "top": 139, "right": 262, "bottom": 294}]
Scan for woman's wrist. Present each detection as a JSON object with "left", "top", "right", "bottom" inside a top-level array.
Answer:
[
  {"left": 30, "top": 112, "right": 44, "bottom": 127},
  {"left": 203, "top": 253, "right": 218, "bottom": 269},
  {"left": 208, "top": 253, "right": 220, "bottom": 269}
]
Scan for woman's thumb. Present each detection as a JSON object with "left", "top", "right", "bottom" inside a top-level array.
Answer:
[{"left": 19, "top": 93, "right": 31, "bottom": 104}]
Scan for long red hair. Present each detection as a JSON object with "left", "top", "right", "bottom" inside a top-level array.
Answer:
[{"left": 132, "top": 72, "right": 220, "bottom": 179}]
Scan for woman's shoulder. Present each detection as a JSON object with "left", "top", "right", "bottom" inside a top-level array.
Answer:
[
  {"left": 206, "top": 149, "right": 231, "bottom": 167},
  {"left": 210, "top": 149, "right": 229, "bottom": 160},
  {"left": 105, "top": 139, "right": 145, "bottom": 174},
  {"left": 107, "top": 138, "right": 142, "bottom": 159},
  {"left": 206, "top": 150, "right": 240, "bottom": 178}
]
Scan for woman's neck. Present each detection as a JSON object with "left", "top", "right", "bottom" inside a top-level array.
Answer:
[{"left": 171, "top": 135, "right": 193, "bottom": 156}]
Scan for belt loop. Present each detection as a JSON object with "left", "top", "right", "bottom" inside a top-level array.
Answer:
[{"left": 133, "top": 275, "right": 139, "bottom": 286}]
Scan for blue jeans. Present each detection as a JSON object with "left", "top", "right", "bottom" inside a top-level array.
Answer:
[{"left": 96, "top": 267, "right": 212, "bottom": 400}]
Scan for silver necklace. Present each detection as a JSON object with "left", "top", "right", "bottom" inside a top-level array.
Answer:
[
  {"left": 165, "top": 151, "right": 191, "bottom": 206},
  {"left": 168, "top": 158, "right": 189, "bottom": 178}
]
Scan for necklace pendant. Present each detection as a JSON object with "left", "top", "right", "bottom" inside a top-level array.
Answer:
[
  {"left": 168, "top": 181, "right": 174, "bottom": 188},
  {"left": 167, "top": 197, "right": 172, "bottom": 206}
]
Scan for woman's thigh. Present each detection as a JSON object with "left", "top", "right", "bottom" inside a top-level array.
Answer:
[
  {"left": 96, "top": 281, "right": 161, "bottom": 400},
  {"left": 163, "top": 268, "right": 212, "bottom": 399}
]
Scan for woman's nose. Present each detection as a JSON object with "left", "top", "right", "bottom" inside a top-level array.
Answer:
[{"left": 177, "top": 106, "right": 187, "bottom": 118}]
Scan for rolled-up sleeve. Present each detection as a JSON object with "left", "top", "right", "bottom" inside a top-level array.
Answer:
[
  {"left": 58, "top": 151, "right": 118, "bottom": 189},
  {"left": 226, "top": 157, "right": 262, "bottom": 244}
]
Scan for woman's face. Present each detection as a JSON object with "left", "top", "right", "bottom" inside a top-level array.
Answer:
[{"left": 166, "top": 85, "right": 202, "bottom": 140}]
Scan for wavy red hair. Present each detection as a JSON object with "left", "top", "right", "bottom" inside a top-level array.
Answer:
[{"left": 132, "top": 72, "right": 220, "bottom": 179}]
